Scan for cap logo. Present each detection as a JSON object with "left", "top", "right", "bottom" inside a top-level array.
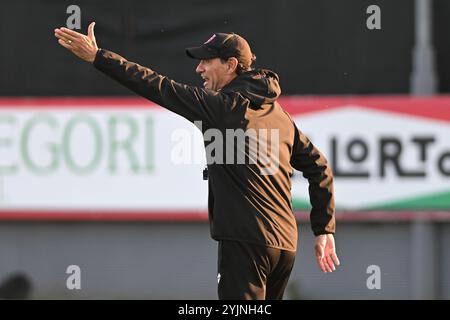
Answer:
[{"left": 204, "top": 34, "right": 216, "bottom": 44}]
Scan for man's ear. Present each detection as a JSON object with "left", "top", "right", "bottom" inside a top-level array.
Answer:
[{"left": 227, "top": 57, "right": 239, "bottom": 74}]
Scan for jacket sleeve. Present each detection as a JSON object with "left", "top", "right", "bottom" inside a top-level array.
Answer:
[
  {"left": 93, "top": 49, "right": 230, "bottom": 128},
  {"left": 290, "top": 122, "right": 336, "bottom": 236}
]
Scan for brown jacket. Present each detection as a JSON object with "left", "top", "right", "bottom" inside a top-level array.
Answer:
[{"left": 94, "top": 48, "right": 335, "bottom": 251}]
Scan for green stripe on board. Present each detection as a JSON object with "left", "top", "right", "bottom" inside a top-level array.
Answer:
[
  {"left": 292, "top": 198, "right": 311, "bottom": 210},
  {"left": 367, "top": 190, "right": 450, "bottom": 210},
  {"left": 293, "top": 190, "right": 450, "bottom": 211}
]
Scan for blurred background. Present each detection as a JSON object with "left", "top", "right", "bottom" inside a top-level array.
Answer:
[{"left": 0, "top": 0, "right": 449, "bottom": 299}]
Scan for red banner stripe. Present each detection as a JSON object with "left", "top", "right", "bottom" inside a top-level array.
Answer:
[{"left": 1, "top": 96, "right": 450, "bottom": 122}]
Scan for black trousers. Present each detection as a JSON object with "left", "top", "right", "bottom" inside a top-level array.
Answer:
[{"left": 217, "top": 240, "right": 296, "bottom": 300}]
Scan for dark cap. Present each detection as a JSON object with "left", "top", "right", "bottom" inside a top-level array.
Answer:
[{"left": 186, "top": 33, "right": 255, "bottom": 69}]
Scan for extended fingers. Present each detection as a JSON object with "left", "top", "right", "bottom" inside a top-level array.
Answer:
[
  {"left": 325, "top": 254, "right": 336, "bottom": 272},
  {"left": 57, "top": 38, "right": 72, "bottom": 50},
  {"left": 87, "top": 22, "right": 96, "bottom": 39},
  {"left": 331, "top": 252, "right": 340, "bottom": 266},
  {"left": 54, "top": 32, "right": 73, "bottom": 44},
  {"left": 54, "top": 25, "right": 97, "bottom": 62},
  {"left": 54, "top": 29, "right": 77, "bottom": 40},
  {"left": 315, "top": 245, "right": 328, "bottom": 273},
  {"left": 316, "top": 248, "right": 340, "bottom": 273},
  {"left": 59, "top": 27, "right": 84, "bottom": 38},
  {"left": 323, "top": 251, "right": 340, "bottom": 273},
  {"left": 54, "top": 28, "right": 81, "bottom": 42}
]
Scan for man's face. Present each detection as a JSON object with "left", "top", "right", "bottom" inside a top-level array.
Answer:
[{"left": 196, "top": 58, "right": 231, "bottom": 91}]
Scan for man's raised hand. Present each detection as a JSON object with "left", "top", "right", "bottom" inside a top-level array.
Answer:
[{"left": 55, "top": 22, "right": 98, "bottom": 63}]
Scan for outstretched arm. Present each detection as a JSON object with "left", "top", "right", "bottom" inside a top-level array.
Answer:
[{"left": 54, "top": 23, "right": 229, "bottom": 127}]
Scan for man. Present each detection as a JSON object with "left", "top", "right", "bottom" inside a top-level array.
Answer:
[{"left": 54, "top": 22, "right": 340, "bottom": 300}]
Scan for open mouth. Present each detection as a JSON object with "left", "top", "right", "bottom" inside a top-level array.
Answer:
[{"left": 201, "top": 75, "right": 209, "bottom": 87}]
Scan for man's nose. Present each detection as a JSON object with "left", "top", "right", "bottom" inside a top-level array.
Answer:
[{"left": 196, "top": 62, "right": 204, "bottom": 74}]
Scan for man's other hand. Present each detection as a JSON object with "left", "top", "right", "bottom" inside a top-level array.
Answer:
[
  {"left": 315, "top": 233, "right": 340, "bottom": 273},
  {"left": 54, "top": 22, "right": 98, "bottom": 63}
]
